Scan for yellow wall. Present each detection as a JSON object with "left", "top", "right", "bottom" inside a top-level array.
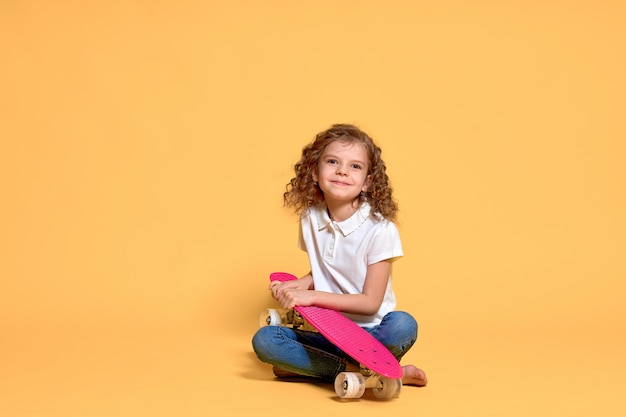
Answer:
[{"left": 1, "top": 1, "right": 624, "bottom": 416}]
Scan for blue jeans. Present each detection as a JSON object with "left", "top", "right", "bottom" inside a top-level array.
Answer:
[{"left": 252, "top": 311, "right": 418, "bottom": 382}]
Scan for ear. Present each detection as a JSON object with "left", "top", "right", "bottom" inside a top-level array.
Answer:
[
  {"left": 362, "top": 175, "right": 372, "bottom": 192},
  {"left": 312, "top": 171, "right": 318, "bottom": 183}
]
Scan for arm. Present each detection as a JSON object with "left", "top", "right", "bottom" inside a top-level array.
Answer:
[{"left": 273, "top": 261, "right": 391, "bottom": 316}]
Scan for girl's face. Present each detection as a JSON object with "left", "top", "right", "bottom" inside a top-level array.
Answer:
[{"left": 313, "top": 140, "right": 372, "bottom": 207}]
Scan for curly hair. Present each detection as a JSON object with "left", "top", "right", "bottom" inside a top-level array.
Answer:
[{"left": 283, "top": 123, "right": 398, "bottom": 222}]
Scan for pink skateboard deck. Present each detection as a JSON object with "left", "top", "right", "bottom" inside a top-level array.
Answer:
[{"left": 270, "top": 272, "right": 403, "bottom": 379}]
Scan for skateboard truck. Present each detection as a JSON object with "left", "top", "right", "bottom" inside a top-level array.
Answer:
[
  {"left": 259, "top": 308, "right": 317, "bottom": 332},
  {"left": 334, "top": 371, "right": 402, "bottom": 399}
]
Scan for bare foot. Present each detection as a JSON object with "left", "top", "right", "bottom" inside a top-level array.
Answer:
[
  {"left": 272, "top": 366, "right": 302, "bottom": 378},
  {"left": 402, "top": 365, "right": 428, "bottom": 386}
]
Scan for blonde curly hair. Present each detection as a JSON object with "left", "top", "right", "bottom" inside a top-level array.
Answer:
[{"left": 284, "top": 124, "right": 398, "bottom": 222}]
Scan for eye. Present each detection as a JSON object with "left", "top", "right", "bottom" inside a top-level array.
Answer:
[
  {"left": 351, "top": 163, "right": 363, "bottom": 170},
  {"left": 327, "top": 158, "right": 338, "bottom": 165}
]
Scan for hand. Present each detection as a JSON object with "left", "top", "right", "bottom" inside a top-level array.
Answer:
[
  {"left": 273, "top": 288, "right": 316, "bottom": 310},
  {"left": 268, "top": 274, "right": 315, "bottom": 309},
  {"left": 269, "top": 278, "right": 309, "bottom": 299}
]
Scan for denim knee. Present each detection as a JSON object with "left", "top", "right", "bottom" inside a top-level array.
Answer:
[
  {"left": 381, "top": 311, "right": 418, "bottom": 339},
  {"left": 251, "top": 326, "right": 275, "bottom": 363},
  {"left": 368, "top": 311, "right": 418, "bottom": 360}
]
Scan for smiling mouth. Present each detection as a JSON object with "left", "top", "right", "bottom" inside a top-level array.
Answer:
[{"left": 331, "top": 180, "right": 351, "bottom": 186}]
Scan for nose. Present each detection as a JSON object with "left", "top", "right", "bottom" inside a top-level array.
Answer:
[{"left": 336, "top": 164, "right": 348, "bottom": 176}]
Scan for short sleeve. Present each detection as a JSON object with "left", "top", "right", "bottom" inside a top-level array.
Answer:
[{"left": 366, "top": 220, "right": 403, "bottom": 265}]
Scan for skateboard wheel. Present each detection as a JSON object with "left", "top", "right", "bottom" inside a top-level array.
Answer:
[
  {"left": 259, "top": 309, "right": 282, "bottom": 327},
  {"left": 372, "top": 376, "right": 402, "bottom": 399},
  {"left": 334, "top": 372, "right": 366, "bottom": 399}
]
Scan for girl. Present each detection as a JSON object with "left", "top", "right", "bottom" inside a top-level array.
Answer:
[{"left": 252, "top": 124, "right": 427, "bottom": 387}]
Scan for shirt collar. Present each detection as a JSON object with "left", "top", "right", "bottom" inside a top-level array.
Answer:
[{"left": 315, "top": 202, "right": 371, "bottom": 237}]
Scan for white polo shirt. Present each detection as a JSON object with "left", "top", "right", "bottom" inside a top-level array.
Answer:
[{"left": 298, "top": 202, "right": 403, "bottom": 327}]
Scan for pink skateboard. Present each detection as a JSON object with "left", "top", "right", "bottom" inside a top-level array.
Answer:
[{"left": 264, "top": 272, "right": 403, "bottom": 399}]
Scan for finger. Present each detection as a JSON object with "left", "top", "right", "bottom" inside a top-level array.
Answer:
[{"left": 273, "top": 286, "right": 282, "bottom": 299}]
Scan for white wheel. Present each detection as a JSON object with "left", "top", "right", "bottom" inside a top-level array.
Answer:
[
  {"left": 334, "top": 372, "right": 366, "bottom": 399},
  {"left": 259, "top": 308, "right": 282, "bottom": 327},
  {"left": 372, "top": 376, "right": 402, "bottom": 399}
]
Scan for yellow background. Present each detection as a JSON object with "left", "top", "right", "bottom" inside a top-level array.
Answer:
[{"left": 1, "top": 1, "right": 624, "bottom": 415}]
